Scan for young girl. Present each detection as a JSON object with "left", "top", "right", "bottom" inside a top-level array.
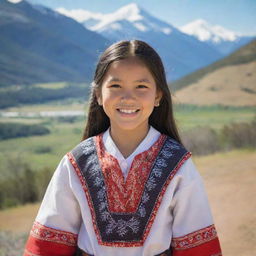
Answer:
[{"left": 24, "top": 40, "right": 222, "bottom": 256}]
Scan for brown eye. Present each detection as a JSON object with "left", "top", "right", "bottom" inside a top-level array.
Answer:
[
  {"left": 110, "top": 84, "right": 121, "bottom": 88},
  {"left": 137, "top": 85, "right": 148, "bottom": 89}
]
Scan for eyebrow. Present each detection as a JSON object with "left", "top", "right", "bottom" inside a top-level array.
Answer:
[{"left": 108, "top": 77, "right": 151, "bottom": 83}]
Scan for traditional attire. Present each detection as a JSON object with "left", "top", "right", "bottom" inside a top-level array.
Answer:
[{"left": 24, "top": 127, "right": 222, "bottom": 256}]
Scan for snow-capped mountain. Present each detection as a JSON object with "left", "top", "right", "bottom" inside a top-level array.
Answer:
[
  {"left": 57, "top": 4, "right": 173, "bottom": 36},
  {"left": 180, "top": 19, "right": 238, "bottom": 43},
  {"left": 57, "top": 3, "right": 223, "bottom": 81},
  {"left": 90, "top": 3, "right": 173, "bottom": 35},
  {"left": 180, "top": 19, "right": 254, "bottom": 54}
]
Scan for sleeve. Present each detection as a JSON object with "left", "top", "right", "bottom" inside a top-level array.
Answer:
[
  {"left": 170, "top": 158, "right": 222, "bottom": 256},
  {"left": 24, "top": 155, "right": 82, "bottom": 256}
]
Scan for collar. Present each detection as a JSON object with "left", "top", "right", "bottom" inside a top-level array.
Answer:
[{"left": 102, "top": 126, "right": 161, "bottom": 163}]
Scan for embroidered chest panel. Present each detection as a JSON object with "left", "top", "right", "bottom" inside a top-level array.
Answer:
[
  {"left": 68, "top": 134, "right": 191, "bottom": 247},
  {"left": 96, "top": 134, "right": 166, "bottom": 213}
]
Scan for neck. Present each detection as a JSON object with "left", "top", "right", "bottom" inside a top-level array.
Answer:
[{"left": 110, "top": 125, "right": 150, "bottom": 158}]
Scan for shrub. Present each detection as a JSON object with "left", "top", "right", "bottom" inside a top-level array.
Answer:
[
  {"left": 35, "top": 167, "right": 53, "bottom": 201},
  {"left": 34, "top": 145, "right": 52, "bottom": 154},
  {"left": 56, "top": 116, "right": 78, "bottom": 123},
  {"left": 0, "top": 159, "right": 53, "bottom": 209},
  {"left": 220, "top": 119, "right": 256, "bottom": 149},
  {"left": 181, "top": 126, "right": 221, "bottom": 155},
  {"left": 0, "top": 123, "right": 50, "bottom": 140}
]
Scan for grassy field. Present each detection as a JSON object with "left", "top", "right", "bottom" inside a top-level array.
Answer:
[
  {"left": 174, "top": 104, "right": 255, "bottom": 131},
  {"left": 1, "top": 98, "right": 87, "bottom": 112},
  {"left": 0, "top": 119, "right": 84, "bottom": 173},
  {"left": 0, "top": 103, "right": 255, "bottom": 176}
]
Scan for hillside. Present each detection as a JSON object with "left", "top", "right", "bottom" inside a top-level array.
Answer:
[
  {"left": 172, "top": 40, "right": 256, "bottom": 106},
  {"left": 0, "top": 0, "right": 109, "bottom": 86}
]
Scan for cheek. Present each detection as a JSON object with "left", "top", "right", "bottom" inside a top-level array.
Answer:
[
  {"left": 100, "top": 88, "right": 112, "bottom": 103},
  {"left": 102, "top": 93, "right": 116, "bottom": 105},
  {"left": 140, "top": 91, "right": 157, "bottom": 105}
]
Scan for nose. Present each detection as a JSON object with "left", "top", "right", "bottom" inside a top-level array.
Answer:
[{"left": 120, "top": 89, "right": 135, "bottom": 102}]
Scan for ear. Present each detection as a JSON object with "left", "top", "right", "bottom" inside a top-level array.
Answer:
[
  {"left": 95, "top": 90, "right": 102, "bottom": 106},
  {"left": 154, "top": 90, "right": 162, "bottom": 107},
  {"left": 97, "top": 97, "right": 102, "bottom": 106}
]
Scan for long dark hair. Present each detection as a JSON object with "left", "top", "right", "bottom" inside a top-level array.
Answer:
[{"left": 82, "top": 40, "right": 182, "bottom": 144}]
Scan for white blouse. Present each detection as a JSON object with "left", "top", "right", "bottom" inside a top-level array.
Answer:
[
  {"left": 103, "top": 126, "right": 160, "bottom": 180},
  {"left": 26, "top": 127, "right": 220, "bottom": 256}
]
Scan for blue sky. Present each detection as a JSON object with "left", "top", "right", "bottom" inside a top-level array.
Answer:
[{"left": 27, "top": 0, "right": 256, "bottom": 35}]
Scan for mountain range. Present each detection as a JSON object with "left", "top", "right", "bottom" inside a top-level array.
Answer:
[
  {"left": 0, "top": 0, "right": 254, "bottom": 86},
  {"left": 53, "top": 3, "right": 256, "bottom": 80},
  {"left": 180, "top": 19, "right": 254, "bottom": 55},
  {"left": 57, "top": 3, "right": 226, "bottom": 81},
  {"left": 63, "top": 5, "right": 252, "bottom": 53},
  {"left": 0, "top": 0, "right": 109, "bottom": 85}
]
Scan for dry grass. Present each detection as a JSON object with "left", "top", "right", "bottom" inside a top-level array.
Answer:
[
  {"left": 0, "top": 203, "right": 40, "bottom": 233},
  {"left": 173, "top": 61, "right": 256, "bottom": 106},
  {"left": 0, "top": 150, "right": 255, "bottom": 256}
]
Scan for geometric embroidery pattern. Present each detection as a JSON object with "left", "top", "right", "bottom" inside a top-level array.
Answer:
[
  {"left": 30, "top": 221, "right": 78, "bottom": 246},
  {"left": 68, "top": 134, "right": 191, "bottom": 247},
  {"left": 171, "top": 224, "right": 218, "bottom": 250}
]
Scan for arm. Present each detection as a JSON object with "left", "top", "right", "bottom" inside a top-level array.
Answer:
[
  {"left": 170, "top": 158, "right": 222, "bottom": 256},
  {"left": 24, "top": 155, "right": 82, "bottom": 256}
]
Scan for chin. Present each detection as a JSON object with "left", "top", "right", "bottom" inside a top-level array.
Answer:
[{"left": 114, "top": 122, "right": 149, "bottom": 133}]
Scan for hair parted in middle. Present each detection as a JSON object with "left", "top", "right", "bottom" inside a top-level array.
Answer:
[{"left": 82, "top": 40, "right": 182, "bottom": 144}]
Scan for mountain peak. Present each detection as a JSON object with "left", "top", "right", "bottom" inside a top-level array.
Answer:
[
  {"left": 112, "top": 2, "right": 144, "bottom": 22},
  {"left": 192, "top": 19, "right": 208, "bottom": 26},
  {"left": 180, "top": 19, "right": 238, "bottom": 43}
]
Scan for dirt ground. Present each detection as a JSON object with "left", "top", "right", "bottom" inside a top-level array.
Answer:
[
  {"left": 0, "top": 149, "right": 255, "bottom": 256},
  {"left": 194, "top": 150, "right": 256, "bottom": 256}
]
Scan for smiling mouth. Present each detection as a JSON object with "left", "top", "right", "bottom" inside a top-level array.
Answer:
[{"left": 117, "top": 108, "right": 140, "bottom": 114}]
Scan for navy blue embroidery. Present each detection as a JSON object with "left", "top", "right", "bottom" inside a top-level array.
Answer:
[{"left": 71, "top": 136, "right": 188, "bottom": 244}]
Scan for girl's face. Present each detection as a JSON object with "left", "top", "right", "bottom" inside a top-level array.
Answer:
[{"left": 97, "top": 57, "right": 162, "bottom": 136}]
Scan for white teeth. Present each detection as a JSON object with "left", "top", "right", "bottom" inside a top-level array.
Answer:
[{"left": 119, "top": 109, "right": 138, "bottom": 114}]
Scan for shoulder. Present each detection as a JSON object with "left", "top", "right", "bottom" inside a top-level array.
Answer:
[
  {"left": 173, "top": 156, "right": 205, "bottom": 192},
  {"left": 164, "top": 136, "right": 188, "bottom": 151},
  {"left": 162, "top": 136, "right": 202, "bottom": 185},
  {"left": 161, "top": 135, "right": 191, "bottom": 162}
]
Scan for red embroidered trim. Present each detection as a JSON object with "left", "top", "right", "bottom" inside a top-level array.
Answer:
[
  {"left": 30, "top": 221, "right": 77, "bottom": 246},
  {"left": 24, "top": 249, "right": 41, "bottom": 256},
  {"left": 67, "top": 146, "right": 192, "bottom": 247},
  {"left": 172, "top": 224, "right": 218, "bottom": 250},
  {"left": 96, "top": 133, "right": 166, "bottom": 213}
]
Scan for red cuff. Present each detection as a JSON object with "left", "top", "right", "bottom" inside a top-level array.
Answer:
[
  {"left": 172, "top": 225, "right": 222, "bottom": 256},
  {"left": 24, "top": 222, "right": 77, "bottom": 256}
]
